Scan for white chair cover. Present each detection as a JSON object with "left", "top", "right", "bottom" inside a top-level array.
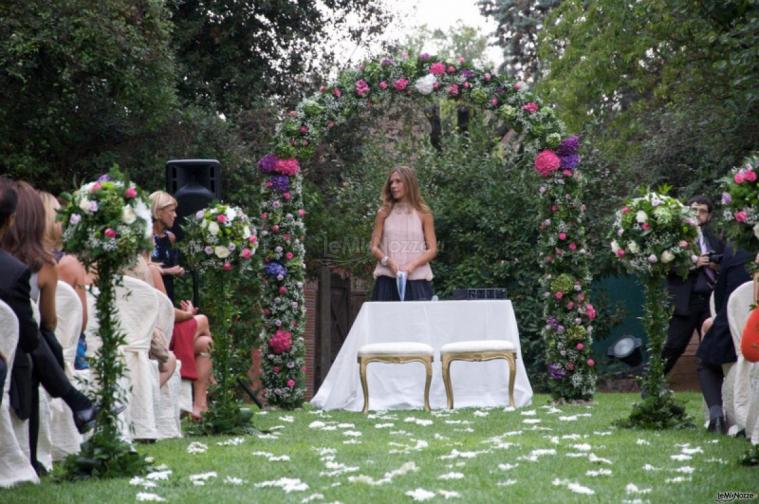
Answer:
[
  {"left": 726, "top": 281, "right": 754, "bottom": 434},
  {"left": 115, "top": 276, "right": 160, "bottom": 441},
  {"left": 0, "top": 299, "right": 39, "bottom": 487},
  {"left": 49, "top": 281, "right": 83, "bottom": 459},
  {"left": 747, "top": 362, "right": 759, "bottom": 445},
  {"left": 152, "top": 291, "right": 182, "bottom": 439}
]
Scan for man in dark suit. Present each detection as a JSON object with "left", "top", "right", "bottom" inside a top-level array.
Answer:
[
  {"left": 664, "top": 195, "right": 725, "bottom": 375},
  {"left": 0, "top": 177, "right": 98, "bottom": 474}
]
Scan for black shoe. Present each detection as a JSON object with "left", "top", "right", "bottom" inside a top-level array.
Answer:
[
  {"left": 31, "top": 460, "right": 48, "bottom": 477},
  {"left": 73, "top": 402, "right": 126, "bottom": 434},
  {"left": 707, "top": 415, "right": 728, "bottom": 434}
]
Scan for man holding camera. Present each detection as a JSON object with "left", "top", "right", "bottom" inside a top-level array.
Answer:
[{"left": 664, "top": 195, "right": 725, "bottom": 375}]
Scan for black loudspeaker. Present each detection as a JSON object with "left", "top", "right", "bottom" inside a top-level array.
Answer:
[
  {"left": 165, "top": 159, "right": 222, "bottom": 241},
  {"left": 452, "top": 288, "right": 507, "bottom": 300}
]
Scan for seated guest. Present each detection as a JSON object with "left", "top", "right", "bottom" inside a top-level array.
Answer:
[
  {"left": 39, "top": 191, "right": 89, "bottom": 369},
  {"left": 697, "top": 245, "right": 752, "bottom": 434},
  {"left": 148, "top": 191, "right": 184, "bottom": 302},
  {"left": 0, "top": 178, "right": 98, "bottom": 474}
]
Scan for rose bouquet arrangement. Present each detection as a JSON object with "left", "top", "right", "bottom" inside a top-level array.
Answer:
[
  {"left": 719, "top": 154, "right": 759, "bottom": 251},
  {"left": 180, "top": 203, "right": 257, "bottom": 273},
  {"left": 610, "top": 191, "right": 699, "bottom": 279}
]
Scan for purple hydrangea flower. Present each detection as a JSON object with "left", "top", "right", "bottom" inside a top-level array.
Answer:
[
  {"left": 548, "top": 363, "right": 567, "bottom": 380},
  {"left": 560, "top": 153, "right": 580, "bottom": 170},
  {"left": 556, "top": 135, "right": 580, "bottom": 156},
  {"left": 97, "top": 174, "right": 112, "bottom": 182},
  {"left": 419, "top": 52, "right": 430, "bottom": 61},
  {"left": 204, "top": 246, "right": 214, "bottom": 255},
  {"left": 270, "top": 175, "right": 290, "bottom": 193},
  {"left": 722, "top": 192, "right": 732, "bottom": 205},
  {"left": 265, "top": 261, "right": 288, "bottom": 279},
  {"left": 460, "top": 69, "right": 475, "bottom": 79},
  {"left": 381, "top": 58, "right": 394, "bottom": 66},
  {"left": 258, "top": 153, "right": 279, "bottom": 174}
]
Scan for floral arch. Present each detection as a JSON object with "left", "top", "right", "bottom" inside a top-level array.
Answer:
[{"left": 257, "top": 53, "right": 596, "bottom": 408}]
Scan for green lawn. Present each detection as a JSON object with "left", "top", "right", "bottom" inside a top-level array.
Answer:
[{"left": 3, "top": 393, "right": 757, "bottom": 503}]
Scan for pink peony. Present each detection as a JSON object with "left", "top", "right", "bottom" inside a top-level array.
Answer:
[
  {"left": 355, "top": 79, "right": 370, "bottom": 97},
  {"left": 534, "top": 150, "right": 561, "bottom": 177},
  {"left": 446, "top": 65, "right": 456, "bottom": 73},
  {"left": 448, "top": 84, "right": 459, "bottom": 97},
  {"left": 513, "top": 82, "right": 522, "bottom": 90},
  {"left": 622, "top": 207, "right": 630, "bottom": 214},
  {"left": 484, "top": 73, "right": 492, "bottom": 81},
  {"left": 566, "top": 301, "right": 575, "bottom": 310},
  {"left": 378, "top": 80, "right": 388, "bottom": 90},
  {"left": 563, "top": 169, "right": 573, "bottom": 177},
  {"left": 279, "top": 286, "right": 287, "bottom": 295},
  {"left": 566, "top": 362, "right": 575, "bottom": 371},
  {"left": 393, "top": 79, "right": 408, "bottom": 91},
  {"left": 124, "top": 187, "right": 137, "bottom": 199},
  {"left": 522, "top": 102, "right": 539, "bottom": 113},
  {"left": 299, "top": 125, "right": 309, "bottom": 135},
  {"left": 283, "top": 192, "right": 292, "bottom": 201},
  {"left": 261, "top": 212, "right": 268, "bottom": 220},
  {"left": 642, "top": 223, "right": 650, "bottom": 230},
  {"left": 736, "top": 210, "right": 748, "bottom": 223},
  {"left": 272, "top": 366, "right": 280, "bottom": 374},
  {"left": 554, "top": 291, "right": 564, "bottom": 300},
  {"left": 615, "top": 248, "right": 625, "bottom": 258},
  {"left": 286, "top": 252, "right": 294, "bottom": 260},
  {"left": 327, "top": 120, "right": 335, "bottom": 128},
  {"left": 298, "top": 208, "right": 306, "bottom": 217},
  {"left": 735, "top": 171, "right": 746, "bottom": 184},
  {"left": 223, "top": 262, "right": 232, "bottom": 271},
  {"left": 241, "top": 248, "right": 252, "bottom": 259},
  {"left": 576, "top": 343, "right": 585, "bottom": 351},
  {"left": 558, "top": 232, "right": 567, "bottom": 240},
  {"left": 269, "top": 329, "right": 292, "bottom": 354},
  {"left": 104, "top": 228, "right": 117, "bottom": 238},
  {"left": 287, "top": 379, "right": 296, "bottom": 388},
  {"left": 248, "top": 235, "right": 257, "bottom": 243},
  {"left": 429, "top": 62, "right": 446, "bottom": 75},
  {"left": 91, "top": 182, "right": 102, "bottom": 192},
  {"left": 586, "top": 303, "right": 597, "bottom": 320},
  {"left": 275, "top": 158, "right": 300, "bottom": 176},
  {"left": 490, "top": 97, "right": 499, "bottom": 106},
  {"left": 587, "top": 358, "right": 595, "bottom": 367},
  {"left": 332, "top": 87, "right": 342, "bottom": 98},
  {"left": 217, "top": 214, "right": 227, "bottom": 223},
  {"left": 746, "top": 170, "right": 757, "bottom": 182},
  {"left": 272, "top": 225, "right": 280, "bottom": 233},
  {"left": 568, "top": 243, "right": 577, "bottom": 251}
]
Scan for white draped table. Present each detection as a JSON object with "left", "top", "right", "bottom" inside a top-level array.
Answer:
[{"left": 311, "top": 300, "right": 533, "bottom": 411}]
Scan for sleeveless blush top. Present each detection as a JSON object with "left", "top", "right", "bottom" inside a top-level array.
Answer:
[{"left": 373, "top": 204, "right": 433, "bottom": 281}]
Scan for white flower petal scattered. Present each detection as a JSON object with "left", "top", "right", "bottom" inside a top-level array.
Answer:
[
  {"left": 522, "top": 418, "right": 541, "bottom": 424},
  {"left": 473, "top": 410, "right": 489, "bottom": 417},
  {"left": 189, "top": 471, "right": 218, "bottom": 486},
  {"left": 674, "top": 466, "right": 695, "bottom": 474},
  {"left": 518, "top": 449, "right": 557, "bottom": 462},
  {"left": 552, "top": 478, "right": 594, "bottom": 495},
  {"left": 252, "top": 450, "right": 291, "bottom": 462},
  {"left": 375, "top": 423, "right": 395, "bottom": 429},
  {"left": 343, "top": 430, "right": 362, "bottom": 437},
  {"left": 217, "top": 437, "right": 245, "bottom": 446},
  {"left": 136, "top": 492, "right": 166, "bottom": 502},
  {"left": 349, "top": 461, "right": 418, "bottom": 486},
  {"left": 593, "top": 431, "right": 613, "bottom": 436},
  {"left": 146, "top": 470, "right": 172, "bottom": 481},
  {"left": 572, "top": 443, "right": 592, "bottom": 451},
  {"left": 404, "top": 417, "right": 434, "bottom": 427},
  {"left": 625, "top": 483, "right": 652, "bottom": 494},
  {"left": 224, "top": 476, "right": 245, "bottom": 485},
  {"left": 186, "top": 441, "right": 208, "bottom": 454},
  {"left": 588, "top": 453, "right": 612, "bottom": 465},
  {"left": 440, "top": 449, "right": 489, "bottom": 460},
  {"left": 497, "top": 463, "right": 519, "bottom": 471},
  {"left": 438, "top": 472, "right": 465, "bottom": 480},
  {"left": 586, "top": 469, "right": 612, "bottom": 477},
  {"left": 497, "top": 479, "right": 518, "bottom": 487},
  {"left": 559, "top": 415, "right": 578, "bottom": 422},
  {"left": 670, "top": 454, "right": 691, "bottom": 461},
  {"left": 664, "top": 476, "right": 691, "bottom": 483},
  {"left": 405, "top": 488, "right": 436, "bottom": 501},
  {"left": 255, "top": 477, "right": 309, "bottom": 493},
  {"left": 280, "top": 415, "right": 295, "bottom": 423},
  {"left": 438, "top": 490, "right": 461, "bottom": 499},
  {"left": 129, "top": 477, "right": 158, "bottom": 488},
  {"left": 642, "top": 464, "right": 661, "bottom": 472},
  {"left": 521, "top": 409, "right": 537, "bottom": 416},
  {"left": 301, "top": 494, "right": 325, "bottom": 503},
  {"left": 636, "top": 439, "right": 651, "bottom": 446}
]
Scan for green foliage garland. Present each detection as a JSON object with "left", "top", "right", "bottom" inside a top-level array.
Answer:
[{"left": 58, "top": 168, "right": 152, "bottom": 478}]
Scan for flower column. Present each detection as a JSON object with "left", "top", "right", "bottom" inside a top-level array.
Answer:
[
  {"left": 258, "top": 154, "right": 307, "bottom": 408},
  {"left": 537, "top": 136, "right": 598, "bottom": 402}
]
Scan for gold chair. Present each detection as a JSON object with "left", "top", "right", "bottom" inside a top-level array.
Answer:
[
  {"left": 441, "top": 340, "right": 517, "bottom": 409},
  {"left": 357, "top": 342, "right": 434, "bottom": 413}
]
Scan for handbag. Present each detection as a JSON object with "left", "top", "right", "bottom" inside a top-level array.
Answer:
[{"left": 741, "top": 307, "right": 759, "bottom": 362}]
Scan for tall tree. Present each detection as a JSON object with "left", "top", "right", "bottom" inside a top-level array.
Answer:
[
  {"left": 168, "top": 0, "right": 394, "bottom": 113},
  {"left": 478, "top": 0, "right": 561, "bottom": 81}
]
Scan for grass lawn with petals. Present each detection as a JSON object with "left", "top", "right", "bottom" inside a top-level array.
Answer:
[{"left": 3, "top": 392, "right": 757, "bottom": 503}]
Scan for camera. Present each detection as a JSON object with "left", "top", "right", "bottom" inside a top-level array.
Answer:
[{"left": 708, "top": 252, "right": 723, "bottom": 264}]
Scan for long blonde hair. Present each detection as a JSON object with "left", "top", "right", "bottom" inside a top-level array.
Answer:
[
  {"left": 381, "top": 165, "right": 431, "bottom": 214},
  {"left": 39, "top": 191, "right": 62, "bottom": 251}
]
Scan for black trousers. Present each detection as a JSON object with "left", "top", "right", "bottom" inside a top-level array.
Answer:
[
  {"left": 698, "top": 359, "right": 725, "bottom": 409},
  {"left": 663, "top": 294, "right": 710, "bottom": 375}
]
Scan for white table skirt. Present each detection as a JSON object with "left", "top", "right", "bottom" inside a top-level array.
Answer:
[{"left": 311, "top": 300, "right": 533, "bottom": 411}]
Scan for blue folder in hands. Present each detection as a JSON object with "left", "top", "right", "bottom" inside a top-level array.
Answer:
[{"left": 396, "top": 271, "right": 407, "bottom": 301}]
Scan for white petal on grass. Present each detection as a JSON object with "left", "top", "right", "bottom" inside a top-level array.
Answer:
[
  {"left": 572, "top": 444, "right": 592, "bottom": 452},
  {"left": 455, "top": 427, "right": 475, "bottom": 433},
  {"left": 444, "top": 420, "right": 463, "bottom": 424},
  {"left": 146, "top": 470, "right": 172, "bottom": 480},
  {"left": 586, "top": 469, "right": 612, "bottom": 477},
  {"left": 129, "top": 477, "right": 158, "bottom": 488},
  {"left": 526, "top": 425, "right": 553, "bottom": 432},
  {"left": 389, "top": 439, "right": 429, "bottom": 454},
  {"left": 565, "top": 453, "right": 587, "bottom": 458},
  {"left": 337, "top": 423, "right": 355, "bottom": 429},
  {"left": 642, "top": 464, "right": 662, "bottom": 472},
  {"left": 559, "top": 415, "right": 578, "bottom": 422},
  {"left": 552, "top": 478, "right": 595, "bottom": 495},
  {"left": 343, "top": 430, "right": 362, "bottom": 437},
  {"left": 518, "top": 449, "right": 557, "bottom": 462},
  {"left": 343, "top": 439, "right": 362, "bottom": 445},
  {"left": 144, "top": 456, "right": 155, "bottom": 464},
  {"left": 504, "top": 430, "right": 523, "bottom": 437},
  {"left": 664, "top": 476, "right": 691, "bottom": 483},
  {"left": 704, "top": 457, "right": 727, "bottom": 464},
  {"left": 224, "top": 476, "right": 245, "bottom": 485},
  {"left": 544, "top": 406, "right": 563, "bottom": 414},
  {"left": 622, "top": 499, "right": 651, "bottom": 504},
  {"left": 404, "top": 417, "right": 434, "bottom": 427},
  {"left": 625, "top": 483, "right": 652, "bottom": 494},
  {"left": 562, "top": 434, "right": 582, "bottom": 440},
  {"left": 375, "top": 423, "right": 395, "bottom": 429},
  {"left": 588, "top": 453, "right": 612, "bottom": 465},
  {"left": 302, "top": 494, "right": 325, "bottom": 503},
  {"left": 438, "top": 490, "right": 461, "bottom": 499},
  {"left": 217, "top": 437, "right": 245, "bottom": 446},
  {"left": 280, "top": 415, "right": 295, "bottom": 423},
  {"left": 520, "top": 409, "right": 537, "bottom": 416},
  {"left": 270, "top": 425, "right": 286, "bottom": 431},
  {"left": 257, "top": 433, "right": 280, "bottom": 440},
  {"left": 349, "top": 461, "right": 418, "bottom": 486},
  {"left": 593, "top": 431, "right": 613, "bottom": 436},
  {"left": 309, "top": 421, "right": 327, "bottom": 429},
  {"left": 434, "top": 433, "right": 449, "bottom": 441},
  {"left": 136, "top": 492, "right": 166, "bottom": 502},
  {"left": 255, "top": 477, "right": 309, "bottom": 493},
  {"left": 547, "top": 436, "right": 560, "bottom": 444},
  {"left": 186, "top": 441, "right": 208, "bottom": 454},
  {"left": 670, "top": 454, "right": 692, "bottom": 462},
  {"left": 497, "top": 479, "right": 517, "bottom": 487},
  {"left": 252, "top": 450, "right": 291, "bottom": 462},
  {"left": 189, "top": 472, "right": 218, "bottom": 486},
  {"left": 674, "top": 466, "right": 695, "bottom": 474},
  {"left": 522, "top": 418, "right": 541, "bottom": 424},
  {"left": 320, "top": 460, "right": 359, "bottom": 477},
  {"left": 390, "top": 430, "right": 412, "bottom": 437},
  {"left": 680, "top": 446, "right": 703, "bottom": 455},
  {"left": 636, "top": 439, "right": 651, "bottom": 446},
  {"left": 438, "top": 472, "right": 465, "bottom": 480},
  {"left": 473, "top": 410, "right": 489, "bottom": 417},
  {"left": 497, "top": 463, "right": 519, "bottom": 471},
  {"left": 405, "top": 488, "right": 436, "bottom": 501},
  {"left": 440, "top": 449, "right": 489, "bottom": 460}
]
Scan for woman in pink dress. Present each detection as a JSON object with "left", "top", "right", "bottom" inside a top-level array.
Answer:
[{"left": 369, "top": 165, "right": 437, "bottom": 301}]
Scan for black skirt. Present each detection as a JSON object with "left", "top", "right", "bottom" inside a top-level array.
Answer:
[{"left": 371, "top": 275, "right": 433, "bottom": 301}]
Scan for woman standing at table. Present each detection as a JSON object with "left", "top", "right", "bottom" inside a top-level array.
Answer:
[{"left": 370, "top": 165, "right": 437, "bottom": 301}]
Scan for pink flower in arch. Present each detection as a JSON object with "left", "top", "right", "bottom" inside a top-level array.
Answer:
[
  {"left": 223, "top": 262, "right": 232, "bottom": 271},
  {"left": 241, "top": 248, "right": 252, "bottom": 260},
  {"left": 735, "top": 171, "right": 746, "bottom": 184},
  {"left": 558, "top": 232, "right": 567, "bottom": 241},
  {"left": 332, "top": 87, "right": 342, "bottom": 98},
  {"left": 393, "top": 79, "right": 409, "bottom": 91},
  {"left": 448, "top": 84, "right": 460, "bottom": 97},
  {"left": 522, "top": 102, "right": 539, "bottom": 113},
  {"left": 217, "top": 214, "right": 227, "bottom": 223},
  {"left": 554, "top": 291, "right": 564, "bottom": 300},
  {"left": 287, "top": 379, "right": 296, "bottom": 388},
  {"left": 534, "top": 150, "right": 561, "bottom": 176},
  {"left": 104, "top": 228, "right": 117, "bottom": 239},
  {"left": 568, "top": 243, "right": 577, "bottom": 251},
  {"left": 615, "top": 248, "right": 625, "bottom": 258},
  {"left": 746, "top": 170, "right": 757, "bottom": 182},
  {"left": 587, "top": 358, "right": 595, "bottom": 367},
  {"left": 429, "top": 62, "right": 446, "bottom": 75},
  {"left": 585, "top": 303, "right": 597, "bottom": 320},
  {"left": 576, "top": 343, "right": 585, "bottom": 351},
  {"left": 355, "top": 79, "right": 370, "bottom": 97},
  {"left": 124, "top": 187, "right": 137, "bottom": 199},
  {"left": 378, "top": 80, "right": 388, "bottom": 90},
  {"left": 736, "top": 210, "right": 748, "bottom": 223},
  {"left": 286, "top": 252, "right": 294, "bottom": 260}
]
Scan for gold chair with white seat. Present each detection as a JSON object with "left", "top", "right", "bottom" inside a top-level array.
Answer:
[
  {"left": 357, "top": 342, "right": 434, "bottom": 413},
  {"left": 440, "top": 339, "right": 517, "bottom": 409}
]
